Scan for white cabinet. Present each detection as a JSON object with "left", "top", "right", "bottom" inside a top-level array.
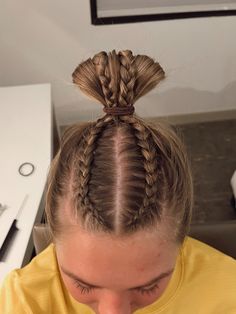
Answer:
[{"left": 0, "top": 84, "right": 53, "bottom": 283}]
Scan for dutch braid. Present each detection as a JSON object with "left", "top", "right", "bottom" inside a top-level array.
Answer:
[
  {"left": 73, "top": 50, "right": 166, "bottom": 229},
  {"left": 74, "top": 115, "right": 113, "bottom": 225},
  {"left": 120, "top": 115, "right": 160, "bottom": 227},
  {"left": 92, "top": 51, "right": 114, "bottom": 107},
  {"left": 118, "top": 50, "right": 136, "bottom": 106}
]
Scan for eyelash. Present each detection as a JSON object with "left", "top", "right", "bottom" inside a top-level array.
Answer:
[
  {"left": 73, "top": 280, "right": 159, "bottom": 296},
  {"left": 73, "top": 281, "right": 94, "bottom": 294},
  {"left": 138, "top": 284, "right": 159, "bottom": 296}
]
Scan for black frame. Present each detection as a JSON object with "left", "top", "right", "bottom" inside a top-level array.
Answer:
[{"left": 90, "top": 0, "right": 236, "bottom": 25}]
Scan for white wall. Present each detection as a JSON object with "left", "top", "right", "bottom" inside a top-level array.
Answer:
[{"left": 0, "top": 0, "right": 236, "bottom": 126}]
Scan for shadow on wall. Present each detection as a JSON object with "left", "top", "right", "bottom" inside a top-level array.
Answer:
[{"left": 58, "top": 80, "right": 236, "bottom": 126}]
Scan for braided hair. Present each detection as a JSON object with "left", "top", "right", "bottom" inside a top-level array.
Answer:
[{"left": 45, "top": 50, "right": 193, "bottom": 242}]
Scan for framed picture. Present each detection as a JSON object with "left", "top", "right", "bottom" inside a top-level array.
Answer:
[{"left": 90, "top": 0, "right": 236, "bottom": 25}]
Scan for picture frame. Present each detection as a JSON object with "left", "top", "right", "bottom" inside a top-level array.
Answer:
[{"left": 90, "top": 0, "right": 236, "bottom": 25}]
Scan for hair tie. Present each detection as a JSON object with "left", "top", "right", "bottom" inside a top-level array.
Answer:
[
  {"left": 103, "top": 105, "right": 135, "bottom": 116},
  {"left": 18, "top": 162, "right": 35, "bottom": 176}
]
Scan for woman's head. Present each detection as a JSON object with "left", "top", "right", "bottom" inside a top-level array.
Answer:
[
  {"left": 46, "top": 49, "right": 193, "bottom": 241},
  {"left": 45, "top": 49, "right": 193, "bottom": 312}
]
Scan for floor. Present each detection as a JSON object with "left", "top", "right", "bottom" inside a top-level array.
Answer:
[
  {"left": 60, "top": 118, "right": 236, "bottom": 224},
  {"left": 178, "top": 119, "right": 236, "bottom": 223}
]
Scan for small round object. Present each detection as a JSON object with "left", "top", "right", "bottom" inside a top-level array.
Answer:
[{"left": 18, "top": 162, "right": 35, "bottom": 177}]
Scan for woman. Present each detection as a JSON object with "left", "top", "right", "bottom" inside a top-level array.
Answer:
[{"left": 1, "top": 50, "right": 236, "bottom": 314}]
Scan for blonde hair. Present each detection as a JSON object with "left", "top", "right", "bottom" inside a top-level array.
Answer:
[{"left": 45, "top": 50, "right": 193, "bottom": 242}]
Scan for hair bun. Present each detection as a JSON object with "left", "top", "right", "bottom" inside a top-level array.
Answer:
[{"left": 72, "top": 49, "right": 165, "bottom": 116}]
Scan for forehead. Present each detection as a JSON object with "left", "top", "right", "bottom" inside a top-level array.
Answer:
[{"left": 55, "top": 227, "right": 179, "bottom": 290}]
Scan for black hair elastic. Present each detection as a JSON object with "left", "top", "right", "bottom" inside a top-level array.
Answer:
[
  {"left": 18, "top": 162, "right": 35, "bottom": 177},
  {"left": 103, "top": 105, "right": 135, "bottom": 116}
]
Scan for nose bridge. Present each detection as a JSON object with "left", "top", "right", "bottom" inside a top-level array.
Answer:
[{"left": 98, "top": 290, "right": 132, "bottom": 314}]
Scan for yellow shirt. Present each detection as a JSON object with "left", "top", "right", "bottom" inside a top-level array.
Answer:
[{"left": 1, "top": 237, "right": 236, "bottom": 314}]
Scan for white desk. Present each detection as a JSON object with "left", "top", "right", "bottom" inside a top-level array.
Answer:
[{"left": 0, "top": 84, "right": 52, "bottom": 284}]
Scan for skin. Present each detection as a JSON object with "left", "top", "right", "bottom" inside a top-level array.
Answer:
[{"left": 55, "top": 225, "right": 180, "bottom": 314}]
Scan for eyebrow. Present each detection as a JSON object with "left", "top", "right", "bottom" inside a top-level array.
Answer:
[{"left": 60, "top": 266, "right": 174, "bottom": 290}]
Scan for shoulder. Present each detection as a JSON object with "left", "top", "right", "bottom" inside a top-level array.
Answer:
[
  {"left": 169, "top": 237, "right": 236, "bottom": 312},
  {"left": 184, "top": 236, "right": 236, "bottom": 262},
  {"left": 182, "top": 236, "right": 236, "bottom": 283},
  {"left": 0, "top": 244, "right": 62, "bottom": 313},
  {"left": 16, "top": 243, "right": 58, "bottom": 279},
  {"left": 1, "top": 243, "right": 59, "bottom": 292}
]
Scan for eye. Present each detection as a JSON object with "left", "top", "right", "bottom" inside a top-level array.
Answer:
[
  {"left": 72, "top": 279, "right": 159, "bottom": 296},
  {"left": 73, "top": 280, "right": 94, "bottom": 294},
  {"left": 137, "top": 283, "right": 159, "bottom": 296}
]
